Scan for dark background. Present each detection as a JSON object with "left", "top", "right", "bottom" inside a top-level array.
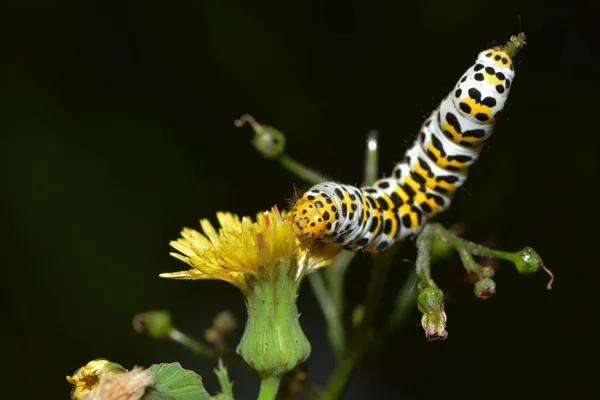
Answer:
[{"left": 1, "top": 0, "right": 598, "bottom": 399}]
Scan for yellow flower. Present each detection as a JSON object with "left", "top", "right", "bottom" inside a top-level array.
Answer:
[
  {"left": 162, "top": 206, "right": 341, "bottom": 376},
  {"left": 161, "top": 206, "right": 340, "bottom": 295},
  {"left": 66, "top": 359, "right": 126, "bottom": 400}
]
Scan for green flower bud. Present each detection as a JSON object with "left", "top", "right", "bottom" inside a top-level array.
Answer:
[
  {"left": 513, "top": 247, "right": 554, "bottom": 289},
  {"left": 252, "top": 126, "right": 286, "bottom": 159},
  {"left": 417, "top": 287, "right": 448, "bottom": 341},
  {"left": 236, "top": 267, "right": 311, "bottom": 377},
  {"left": 514, "top": 247, "right": 543, "bottom": 275},
  {"left": 132, "top": 310, "right": 173, "bottom": 340},
  {"left": 234, "top": 114, "right": 286, "bottom": 159}
]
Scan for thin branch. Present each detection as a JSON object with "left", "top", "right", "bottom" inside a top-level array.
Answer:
[{"left": 308, "top": 271, "right": 345, "bottom": 359}]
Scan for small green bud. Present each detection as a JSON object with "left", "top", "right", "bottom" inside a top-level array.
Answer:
[
  {"left": 513, "top": 247, "right": 554, "bottom": 289},
  {"left": 234, "top": 114, "right": 286, "bottom": 159},
  {"left": 514, "top": 247, "right": 543, "bottom": 275},
  {"left": 474, "top": 278, "right": 496, "bottom": 299},
  {"left": 132, "top": 310, "right": 173, "bottom": 339},
  {"left": 417, "top": 287, "right": 448, "bottom": 341},
  {"left": 252, "top": 126, "right": 286, "bottom": 159}
]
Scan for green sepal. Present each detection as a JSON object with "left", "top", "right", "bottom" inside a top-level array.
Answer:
[
  {"left": 143, "top": 362, "right": 209, "bottom": 400},
  {"left": 236, "top": 267, "right": 311, "bottom": 377},
  {"left": 101, "top": 361, "right": 127, "bottom": 374}
]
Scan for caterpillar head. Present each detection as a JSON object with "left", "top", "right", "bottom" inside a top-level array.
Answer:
[{"left": 290, "top": 196, "right": 330, "bottom": 240}]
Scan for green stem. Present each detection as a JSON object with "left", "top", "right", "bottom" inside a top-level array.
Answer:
[
  {"left": 415, "top": 224, "right": 436, "bottom": 288},
  {"left": 325, "top": 250, "right": 355, "bottom": 322},
  {"left": 457, "top": 247, "right": 484, "bottom": 277},
  {"left": 470, "top": 245, "right": 517, "bottom": 260},
  {"left": 214, "top": 359, "right": 235, "bottom": 399},
  {"left": 169, "top": 328, "right": 254, "bottom": 372},
  {"left": 308, "top": 271, "right": 345, "bottom": 360},
  {"left": 361, "top": 250, "right": 395, "bottom": 329},
  {"left": 325, "top": 244, "right": 398, "bottom": 399},
  {"left": 325, "top": 346, "right": 362, "bottom": 400},
  {"left": 277, "top": 154, "right": 328, "bottom": 184},
  {"left": 257, "top": 375, "right": 282, "bottom": 400},
  {"left": 430, "top": 223, "right": 516, "bottom": 263},
  {"left": 430, "top": 222, "right": 554, "bottom": 289},
  {"left": 362, "top": 130, "right": 379, "bottom": 186},
  {"left": 386, "top": 270, "right": 418, "bottom": 332},
  {"left": 169, "top": 329, "right": 216, "bottom": 358}
]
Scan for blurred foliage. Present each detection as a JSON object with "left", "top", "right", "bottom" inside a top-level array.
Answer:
[{"left": 0, "top": 0, "right": 597, "bottom": 399}]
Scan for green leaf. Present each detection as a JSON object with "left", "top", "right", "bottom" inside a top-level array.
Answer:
[{"left": 144, "top": 362, "right": 209, "bottom": 400}]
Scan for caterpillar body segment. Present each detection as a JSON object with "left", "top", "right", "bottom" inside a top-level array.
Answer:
[{"left": 290, "top": 36, "right": 522, "bottom": 252}]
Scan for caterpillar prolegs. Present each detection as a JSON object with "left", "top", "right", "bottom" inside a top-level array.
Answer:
[{"left": 290, "top": 34, "right": 525, "bottom": 252}]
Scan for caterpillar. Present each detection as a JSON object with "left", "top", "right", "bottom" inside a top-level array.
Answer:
[{"left": 290, "top": 34, "right": 525, "bottom": 253}]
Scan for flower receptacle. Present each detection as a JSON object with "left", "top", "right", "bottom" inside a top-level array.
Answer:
[{"left": 236, "top": 266, "right": 311, "bottom": 377}]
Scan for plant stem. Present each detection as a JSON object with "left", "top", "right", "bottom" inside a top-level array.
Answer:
[
  {"left": 325, "top": 250, "right": 355, "bottom": 324},
  {"left": 325, "top": 346, "right": 362, "bottom": 400},
  {"left": 308, "top": 270, "right": 345, "bottom": 359},
  {"left": 277, "top": 154, "right": 328, "bottom": 185},
  {"left": 325, "top": 244, "right": 398, "bottom": 399},
  {"left": 257, "top": 375, "right": 282, "bottom": 400},
  {"left": 386, "top": 270, "right": 418, "bottom": 332},
  {"left": 415, "top": 224, "right": 436, "bottom": 288},
  {"left": 362, "top": 130, "right": 379, "bottom": 186},
  {"left": 214, "top": 359, "right": 235, "bottom": 399},
  {"left": 430, "top": 222, "right": 516, "bottom": 263},
  {"left": 169, "top": 329, "right": 216, "bottom": 358},
  {"left": 169, "top": 328, "right": 252, "bottom": 371},
  {"left": 457, "top": 247, "right": 484, "bottom": 276},
  {"left": 361, "top": 249, "right": 395, "bottom": 329}
]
